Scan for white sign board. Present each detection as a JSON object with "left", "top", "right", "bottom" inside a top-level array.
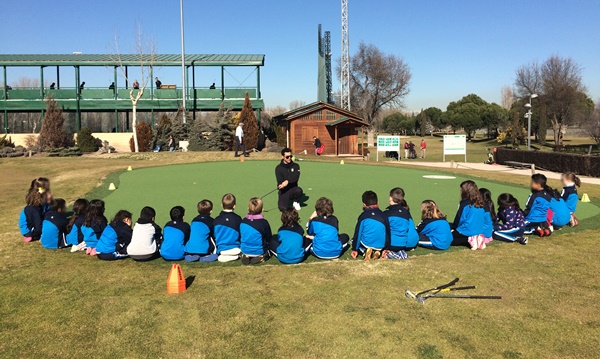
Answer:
[
  {"left": 443, "top": 135, "right": 467, "bottom": 162},
  {"left": 376, "top": 136, "right": 401, "bottom": 161}
]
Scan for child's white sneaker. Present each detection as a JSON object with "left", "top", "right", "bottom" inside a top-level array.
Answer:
[
  {"left": 293, "top": 202, "right": 301, "bottom": 211},
  {"left": 70, "top": 241, "right": 86, "bottom": 252}
]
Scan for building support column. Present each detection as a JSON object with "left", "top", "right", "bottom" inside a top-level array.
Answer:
[
  {"left": 256, "top": 66, "right": 261, "bottom": 99},
  {"left": 335, "top": 126, "right": 338, "bottom": 156},
  {"left": 192, "top": 63, "right": 196, "bottom": 121},
  {"left": 39, "top": 66, "right": 44, "bottom": 98},
  {"left": 3, "top": 66, "right": 7, "bottom": 100},
  {"left": 56, "top": 66, "right": 60, "bottom": 89},
  {"left": 75, "top": 66, "right": 81, "bottom": 131},
  {"left": 221, "top": 66, "right": 225, "bottom": 100}
]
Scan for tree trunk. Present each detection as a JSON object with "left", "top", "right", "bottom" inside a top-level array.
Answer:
[
  {"left": 551, "top": 120, "right": 561, "bottom": 147},
  {"left": 132, "top": 101, "right": 139, "bottom": 152},
  {"left": 367, "top": 127, "right": 375, "bottom": 147}
]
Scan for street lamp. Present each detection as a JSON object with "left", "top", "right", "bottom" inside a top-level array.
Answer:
[
  {"left": 525, "top": 93, "right": 538, "bottom": 150},
  {"left": 180, "top": 0, "right": 186, "bottom": 123}
]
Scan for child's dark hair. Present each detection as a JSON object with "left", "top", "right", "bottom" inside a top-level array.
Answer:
[
  {"left": 497, "top": 193, "right": 522, "bottom": 212},
  {"left": 49, "top": 198, "right": 66, "bottom": 212},
  {"left": 67, "top": 198, "right": 89, "bottom": 232},
  {"left": 84, "top": 199, "right": 106, "bottom": 227},
  {"left": 170, "top": 206, "right": 185, "bottom": 221},
  {"left": 479, "top": 188, "right": 496, "bottom": 222},
  {"left": 460, "top": 180, "right": 484, "bottom": 208},
  {"left": 362, "top": 190, "right": 378, "bottom": 207},
  {"left": 315, "top": 197, "right": 334, "bottom": 217},
  {"left": 421, "top": 200, "right": 446, "bottom": 220},
  {"left": 222, "top": 193, "right": 236, "bottom": 210},
  {"left": 112, "top": 210, "right": 132, "bottom": 224},
  {"left": 531, "top": 174, "right": 547, "bottom": 187},
  {"left": 281, "top": 208, "right": 299, "bottom": 228},
  {"left": 562, "top": 172, "right": 581, "bottom": 187},
  {"left": 139, "top": 206, "right": 156, "bottom": 222},
  {"left": 389, "top": 187, "right": 409, "bottom": 210},
  {"left": 197, "top": 200, "right": 213, "bottom": 215},
  {"left": 248, "top": 197, "right": 263, "bottom": 215}
]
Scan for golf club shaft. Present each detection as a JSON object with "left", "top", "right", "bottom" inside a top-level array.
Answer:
[
  {"left": 261, "top": 188, "right": 278, "bottom": 199},
  {"left": 431, "top": 285, "right": 476, "bottom": 295},
  {"left": 428, "top": 294, "right": 502, "bottom": 300},
  {"left": 416, "top": 278, "right": 460, "bottom": 296}
]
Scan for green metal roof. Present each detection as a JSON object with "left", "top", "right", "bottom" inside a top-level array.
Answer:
[
  {"left": 326, "top": 117, "right": 368, "bottom": 127},
  {"left": 0, "top": 54, "right": 265, "bottom": 67}
]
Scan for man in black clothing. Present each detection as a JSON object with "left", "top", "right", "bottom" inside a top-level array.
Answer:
[
  {"left": 275, "top": 148, "right": 303, "bottom": 212},
  {"left": 155, "top": 77, "right": 162, "bottom": 89},
  {"left": 313, "top": 136, "right": 322, "bottom": 156}
]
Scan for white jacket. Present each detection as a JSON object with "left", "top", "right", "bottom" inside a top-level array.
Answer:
[{"left": 127, "top": 222, "right": 161, "bottom": 255}]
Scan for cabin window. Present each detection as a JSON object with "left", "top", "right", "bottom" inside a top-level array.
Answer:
[
  {"left": 312, "top": 111, "right": 323, "bottom": 120},
  {"left": 326, "top": 111, "right": 337, "bottom": 120}
]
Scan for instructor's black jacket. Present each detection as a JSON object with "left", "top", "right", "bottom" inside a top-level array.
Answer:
[{"left": 275, "top": 160, "right": 301, "bottom": 191}]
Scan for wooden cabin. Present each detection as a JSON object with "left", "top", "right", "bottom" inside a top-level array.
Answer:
[{"left": 274, "top": 102, "right": 368, "bottom": 156}]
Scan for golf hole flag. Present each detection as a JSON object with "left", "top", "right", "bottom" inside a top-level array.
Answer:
[
  {"left": 443, "top": 135, "right": 467, "bottom": 162},
  {"left": 376, "top": 136, "right": 401, "bottom": 161}
]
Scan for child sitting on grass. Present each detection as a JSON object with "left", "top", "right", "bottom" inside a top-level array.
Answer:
[
  {"left": 270, "top": 208, "right": 311, "bottom": 264},
  {"left": 19, "top": 179, "right": 47, "bottom": 242},
  {"left": 40, "top": 198, "right": 68, "bottom": 249},
  {"left": 383, "top": 187, "right": 419, "bottom": 260},
  {"left": 80, "top": 199, "right": 108, "bottom": 256},
  {"left": 307, "top": 197, "right": 349, "bottom": 260},
  {"left": 417, "top": 200, "right": 453, "bottom": 250},
  {"left": 127, "top": 207, "right": 163, "bottom": 262},
  {"left": 479, "top": 188, "right": 496, "bottom": 246},
  {"left": 185, "top": 200, "right": 217, "bottom": 263},
  {"left": 214, "top": 193, "right": 242, "bottom": 263},
  {"left": 493, "top": 193, "right": 527, "bottom": 245},
  {"left": 451, "top": 180, "right": 486, "bottom": 250},
  {"left": 96, "top": 210, "right": 133, "bottom": 260},
  {"left": 67, "top": 198, "right": 89, "bottom": 252},
  {"left": 561, "top": 172, "right": 581, "bottom": 226},
  {"left": 523, "top": 174, "right": 552, "bottom": 237},
  {"left": 548, "top": 188, "right": 571, "bottom": 230},
  {"left": 351, "top": 191, "right": 390, "bottom": 261},
  {"left": 160, "top": 206, "right": 191, "bottom": 261},
  {"left": 240, "top": 198, "right": 272, "bottom": 265}
]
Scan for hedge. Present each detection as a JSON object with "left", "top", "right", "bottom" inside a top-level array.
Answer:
[{"left": 496, "top": 148, "right": 600, "bottom": 178}]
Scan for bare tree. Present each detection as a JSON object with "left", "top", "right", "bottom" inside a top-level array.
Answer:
[
  {"left": 584, "top": 101, "right": 600, "bottom": 145},
  {"left": 111, "top": 24, "right": 156, "bottom": 152},
  {"left": 342, "top": 42, "right": 411, "bottom": 146},
  {"left": 500, "top": 85, "right": 514, "bottom": 110},
  {"left": 288, "top": 100, "right": 306, "bottom": 110}
]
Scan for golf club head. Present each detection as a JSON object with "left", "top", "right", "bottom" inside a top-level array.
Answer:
[
  {"left": 405, "top": 289, "right": 417, "bottom": 300},
  {"left": 416, "top": 295, "right": 426, "bottom": 305}
]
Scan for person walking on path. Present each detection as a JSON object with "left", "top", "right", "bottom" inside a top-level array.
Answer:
[
  {"left": 420, "top": 139, "right": 427, "bottom": 158},
  {"left": 276, "top": 148, "right": 303, "bottom": 212},
  {"left": 235, "top": 123, "right": 248, "bottom": 157}
]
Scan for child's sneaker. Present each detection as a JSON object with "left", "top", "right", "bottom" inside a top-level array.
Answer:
[
  {"left": 184, "top": 254, "right": 201, "bottom": 262},
  {"left": 517, "top": 237, "right": 528, "bottom": 245},
  {"left": 536, "top": 227, "right": 545, "bottom": 237},
  {"left": 217, "top": 254, "right": 239, "bottom": 263},
  {"left": 199, "top": 253, "right": 218, "bottom": 262},
  {"left": 71, "top": 241, "right": 86, "bottom": 252},
  {"left": 23, "top": 237, "right": 32, "bottom": 242},
  {"left": 478, "top": 234, "right": 486, "bottom": 250},
  {"left": 548, "top": 225, "right": 554, "bottom": 233},
  {"left": 250, "top": 254, "right": 268, "bottom": 265},
  {"left": 468, "top": 236, "right": 478, "bottom": 250},
  {"left": 386, "top": 250, "right": 409, "bottom": 260},
  {"left": 372, "top": 250, "right": 381, "bottom": 260},
  {"left": 293, "top": 202, "right": 301, "bottom": 211},
  {"left": 87, "top": 248, "right": 97, "bottom": 256},
  {"left": 544, "top": 228, "right": 551, "bottom": 237},
  {"left": 241, "top": 254, "right": 251, "bottom": 265},
  {"left": 364, "top": 248, "right": 373, "bottom": 261}
]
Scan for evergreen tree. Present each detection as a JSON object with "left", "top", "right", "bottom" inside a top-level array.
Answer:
[
  {"left": 152, "top": 114, "right": 173, "bottom": 151},
  {"left": 76, "top": 127, "right": 99, "bottom": 152},
  {"left": 420, "top": 110, "right": 427, "bottom": 137},
  {"left": 38, "top": 96, "right": 70, "bottom": 150},
  {"left": 188, "top": 102, "right": 234, "bottom": 151},
  {"left": 237, "top": 92, "right": 259, "bottom": 150},
  {"left": 129, "top": 120, "right": 154, "bottom": 152}
]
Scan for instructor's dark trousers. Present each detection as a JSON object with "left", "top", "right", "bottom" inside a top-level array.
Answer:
[
  {"left": 235, "top": 137, "right": 246, "bottom": 156},
  {"left": 278, "top": 187, "right": 303, "bottom": 211}
]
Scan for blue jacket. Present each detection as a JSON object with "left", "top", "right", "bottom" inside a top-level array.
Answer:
[
  {"left": 161, "top": 220, "right": 191, "bottom": 260},
  {"left": 97, "top": 221, "right": 133, "bottom": 254},
  {"left": 452, "top": 199, "right": 485, "bottom": 237},
  {"left": 213, "top": 211, "right": 242, "bottom": 253},
  {"left": 240, "top": 215, "right": 272, "bottom": 256},
  {"left": 384, "top": 204, "right": 419, "bottom": 249},
  {"left": 186, "top": 214, "right": 214, "bottom": 255},
  {"left": 416, "top": 218, "right": 453, "bottom": 250},
  {"left": 561, "top": 185, "right": 578, "bottom": 213},
  {"left": 352, "top": 207, "right": 390, "bottom": 251},
  {"left": 550, "top": 197, "right": 571, "bottom": 227},
  {"left": 66, "top": 215, "right": 85, "bottom": 246},
  {"left": 40, "top": 211, "right": 68, "bottom": 249},
  {"left": 276, "top": 224, "right": 306, "bottom": 264},
  {"left": 524, "top": 189, "right": 551, "bottom": 223},
  {"left": 19, "top": 205, "right": 43, "bottom": 238},
  {"left": 495, "top": 207, "right": 525, "bottom": 231},
  {"left": 80, "top": 217, "right": 108, "bottom": 249},
  {"left": 482, "top": 206, "right": 494, "bottom": 238},
  {"left": 308, "top": 215, "right": 343, "bottom": 259}
]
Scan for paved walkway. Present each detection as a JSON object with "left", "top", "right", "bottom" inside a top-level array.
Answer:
[{"left": 384, "top": 160, "right": 600, "bottom": 185}]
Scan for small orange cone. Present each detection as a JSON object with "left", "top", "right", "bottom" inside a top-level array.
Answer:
[
  {"left": 167, "top": 264, "right": 186, "bottom": 294},
  {"left": 240, "top": 155, "right": 245, "bottom": 163}
]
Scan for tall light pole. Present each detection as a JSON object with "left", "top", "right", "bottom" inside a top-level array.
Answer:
[
  {"left": 525, "top": 93, "right": 538, "bottom": 150},
  {"left": 180, "top": 0, "right": 186, "bottom": 123}
]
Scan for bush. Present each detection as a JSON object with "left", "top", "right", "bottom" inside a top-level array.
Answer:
[
  {"left": 0, "top": 134, "right": 14, "bottom": 149},
  {"left": 188, "top": 102, "right": 234, "bottom": 151},
  {"left": 76, "top": 128, "right": 99, "bottom": 152},
  {"left": 38, "top": 96, "right": 71, "bottom": 150},
  {"left": 237, "top": 92, "right": 259, "bottom": 150},
  {"left": 129, "top": 121, "right": 154, "bottom": 152},
  {"left": 496, "top": 147, "right": 600, "bottom": 177}
]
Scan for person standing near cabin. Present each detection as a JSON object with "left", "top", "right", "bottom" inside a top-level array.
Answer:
[
  {"left": 235, "top": 122, "right": 248, "bottom": 157},
  {"left": 420, "top": 139, "right": 427, "bottom": 158},
  {"left": 155, "top": 77, "right": 162, "bottom": 89},
  {"left": 276, "top": 148, "right": 303, "bottom": 211},
  {"left": 313, "top": 136, "right": 324, "bottom": 156},
  {"left": 133, "top": 80, "right": 140, "bottom": 89},
  {"left": 404, "top": 141, "right": 409, "bottom": 159}
]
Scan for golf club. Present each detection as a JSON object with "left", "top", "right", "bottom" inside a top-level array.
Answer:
[
  {"left": 260, "top": 188, "right": 278, "bottom": 199},
  {"left": 416, "top": 285, "right": 477, "bottom": 304},
  {"left": 418, "top": 294, "right": 502, "bottom": 304},
  {"left": 405, "top": 278, "right": 459, "bottom": 300}
]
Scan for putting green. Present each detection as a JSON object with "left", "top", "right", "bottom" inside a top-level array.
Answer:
[{"left": 102, "top": 160, "right": 599, "bottom": 240}]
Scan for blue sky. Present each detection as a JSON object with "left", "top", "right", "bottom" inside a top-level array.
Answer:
[{"left": 1, "top": 0, "right": 599, "bottom": 111}]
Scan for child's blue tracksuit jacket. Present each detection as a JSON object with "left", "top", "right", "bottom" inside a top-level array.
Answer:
[
  {"left": 80, "top": 217, "right": 108, "bottom": 249},
  {"left": 308, "top": 215, "right": 343, "bottom": 259},
  {"left": 275, "top": 224, "right": 305, "bottom": 264},
  {"left": 384, "top": 204, "right": 419, "bottom": 249},
  {"left": 40, "top": 211, "right": 68, "bottom": 249},
  {"left": 352, "top": 207, "right": 390, "bottom": 251},
  {"left": 213, "top": 211, "right": 242, "bottom": 253},
  {"left": 416, "top": 218, "right": 453, "bottom": 250},
  {"left": 66, "top": 215, "right": 85, "bottom": 246},
  {"left": 550, "top": 197, "right": 571, "bottom": 227},
  {"left": 186, "top": 214, "right": 214, "bottom": 255},
  {"left": 524, "top": 189, "right": 551, "bottom": 223},
  {"left": 452, "top": 199, "right": 485, "bottom": 236},
  {"left": 19, "top": 205, "right": 43, "bottom": 238},
  {"left": 561, "top": 185, "right": 578, "bottom": 213},
  {"left": 161, "top": 220, "right": 191, "bottom": 260},
  {"left": 97, "top": 221, "right": 133, "bottom": 254},
  {"left": 240, "top": 215, "right": 272, "bottom": 256}
]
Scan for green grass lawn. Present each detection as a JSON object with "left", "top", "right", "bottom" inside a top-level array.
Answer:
[{"left": 2, "top": 154, "right": 600, "bottom": 358}]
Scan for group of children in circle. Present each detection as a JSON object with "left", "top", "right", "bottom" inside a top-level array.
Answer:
[{"left": 19, "top": 171, "right": 581, "bottom": 263}]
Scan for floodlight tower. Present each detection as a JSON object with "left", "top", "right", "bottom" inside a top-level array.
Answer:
[
  {"left": 340, "top": 0, "right": 350, "bottom": 110},
  {"left": 324, "top": 31, "right": 333, "bottom": 104}
]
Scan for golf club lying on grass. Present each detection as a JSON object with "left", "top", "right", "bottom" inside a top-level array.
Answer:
[{"left": 406, "top": 278, "right": 501, "bottom": 304}]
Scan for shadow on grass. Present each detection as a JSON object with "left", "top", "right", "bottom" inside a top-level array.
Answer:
[{"left": 185, "top": 275, "right": 195, "bottom": 289}]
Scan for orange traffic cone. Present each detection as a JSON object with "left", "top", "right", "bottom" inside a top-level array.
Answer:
[
  {"left": 167, "top": 264, "right": 186, "bottom": 294},
  {"left": 240, "top": 155, "right": 245, "bottom": 163}
]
